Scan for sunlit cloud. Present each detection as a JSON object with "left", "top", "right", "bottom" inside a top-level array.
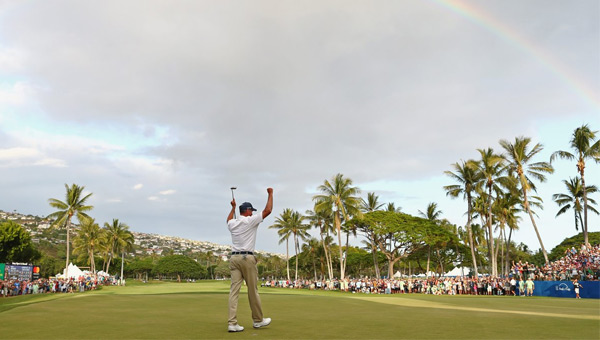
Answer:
[{"left": 0, "top": 147, "right": 66, "bottom": 168}]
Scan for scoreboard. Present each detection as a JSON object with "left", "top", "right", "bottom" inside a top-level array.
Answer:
[{"left": 4, "top": 264, "right": 33, "bottom": 281}]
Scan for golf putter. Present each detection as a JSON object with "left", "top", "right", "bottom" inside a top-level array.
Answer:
[{"left": 230, "top": 187, "right": 237, "bottom": 218}]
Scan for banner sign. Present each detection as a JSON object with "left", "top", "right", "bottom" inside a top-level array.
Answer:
[
  {"left": 32, "top": 266, "right": 41, "bottom": 280},
  {"left": 0, "top": 263, "right": 4, "bottom": 280},
  {"left": 4, "top": 264, "right": 33, "bottom": 281},
  {"left": 518, "top": 281, "right": 600, "bottom": 299}
]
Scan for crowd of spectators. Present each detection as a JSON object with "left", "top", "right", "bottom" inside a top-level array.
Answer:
[
  {"left": 512, "top": 244, "right": 600, "bottom": 281},
  {"left": 264, "top": 277, "right": 527, "bottom": 296},
  {"left": 263, "top": 244, "right": 599, "bottom": 296},
  {"left": 0, "top": 275, "right": 119, "bottom": 297}
]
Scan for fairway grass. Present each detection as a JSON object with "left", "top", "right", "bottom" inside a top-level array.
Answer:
[{"left": 0, "top": 281, "right": 598, "bottom": 339}]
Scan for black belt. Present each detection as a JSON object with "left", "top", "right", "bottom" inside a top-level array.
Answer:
[{"left": 231, "top": 251, "right": 254, "bottom": 255}]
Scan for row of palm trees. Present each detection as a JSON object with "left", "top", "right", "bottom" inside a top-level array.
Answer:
[
  {"left": 270, "top": 125, "right": 599, "bottom": 280},
  {"left": 48, "top": 184, "right": 134, "bottom": 278}
]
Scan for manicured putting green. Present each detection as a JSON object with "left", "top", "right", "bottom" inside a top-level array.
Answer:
[{"left": 0, "top": 280, "right": 598, "bottom": 339}]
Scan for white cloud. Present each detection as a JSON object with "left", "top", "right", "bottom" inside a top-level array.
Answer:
[
  {"left": 0, "top": 47, "right": 24, "bottom": 72},
  {"left": 0, "top": 1, "right": 597, "bottom": 253},
  {"left": 0, "top": 147, "right": 66, "bottom": 168},
  {"left": 0, "top": 82, "right": 30, "bottom": 106}
]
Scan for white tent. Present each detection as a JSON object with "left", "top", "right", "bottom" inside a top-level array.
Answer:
[
  {"left": 393, "top": 271, "right": 403, "bottom": 278},
  {"left": 443, "top": 267, "right": 470, "bottom": 277},
  {"left": 58, "top": 263, "right": 85, "bottom": 279}
]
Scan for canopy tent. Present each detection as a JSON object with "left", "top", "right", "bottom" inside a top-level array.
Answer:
[
  {"left": 443, "top": 267, "right": 470, "bottom": 277},
  {"left": 393, "top": 271, "right": 403, "bottom": 278},
  {"left": 57, "top": 263, "right": 85, "bottom": 279}
]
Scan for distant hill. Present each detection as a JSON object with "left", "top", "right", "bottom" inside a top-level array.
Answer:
[{"left": 0, "top": 209, "right": 284, "bottom": 258}]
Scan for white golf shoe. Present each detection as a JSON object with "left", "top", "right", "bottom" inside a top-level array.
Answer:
[
  {"left": 253, "top": 318, "right": 271, "bottom": 329},
  {"left": 228, "top": 324, "right": 244, "bottom": 332}
]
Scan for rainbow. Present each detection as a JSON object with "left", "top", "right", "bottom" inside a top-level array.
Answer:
[{"left": 431, "top": 0, "right": 599, "bottom": 109}]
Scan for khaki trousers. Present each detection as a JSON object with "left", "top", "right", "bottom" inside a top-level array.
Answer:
[{"left": 228, "top": 255, "right": 263, "bottom": 325}]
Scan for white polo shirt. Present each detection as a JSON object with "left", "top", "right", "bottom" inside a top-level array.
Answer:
[{"left": 227, "top": 213, "right": 264, "bottom": 252}]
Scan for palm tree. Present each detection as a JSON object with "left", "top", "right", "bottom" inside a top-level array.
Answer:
[
  {"left": 553, "top": 177, "right": 599, "bottom": 232},
  {"left": 305, "top": 207, "right": 335, "bottom": 280},
  {"left": 444, "top": 161, "right": 482, "bottom": 277},
  {"left": 269, "top": 209, "right": 309, "bottom": 282},
  {"left": 551, "top": 124, "right": 600, "bottom": 245},
  {"left": 72, "top": 217, "right": 103, "bottom": 273},
  {"left": 313, "top": 173, "right": 361, "bottom": 280},
  {"left": 301, "top": 238, "right": 322, "bottom": 281},
  {"left": 48, "top": 183, "right": 94, "bottom": 278},
  {"left": 385, "top": 202, "right": 401, "bottom": 212},
  {"left": 117, "top": 227, "right": 135, "bottom": 283},
  {"left": 418, "top": 202, "right": 443, "bottom": 277},
  {"left": 360, "top": 192, "right": 384, "bottom": 278},
  {"left": 471, "top": 148, "right": 509, "bottom": 276},
  {"left": 103, "top": 219, "right": 133, "bottom": 276},
  {"left": 500, "top": 136, "right": 554, "bottom": 263},
  {"left": 492, "top": 192, "right": 522, "bottom": 276}
]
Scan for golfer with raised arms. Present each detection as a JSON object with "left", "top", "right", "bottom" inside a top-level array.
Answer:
[{"left": 226, "top": 187, "right": 273, "bottom": 332}]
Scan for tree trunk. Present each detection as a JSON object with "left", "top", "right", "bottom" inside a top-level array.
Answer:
[
  {"left": 89, "top": 248, "right": 95, "bottom": 273},
  {"left": 121, "top": 251, "right": 125, "bottom": 284},
  {"left": 387, "top": 257, "right": 400, "bottom": 279},
  {"left": 335, "top": 211, "right": 345, "bottom": 280},
  {"left": 505, "top": 227, "right": 513, "bottom": 277},
  {"left": 486, "top": 185, "right": 497, "bottom": 276},
  {"left": 436, "top": 249, "right": 444, "bottom": 275},
  {"left": 65, "top": 217, "right": 72, "bottom": 278},
  {"left": 106, "top": 243, "right": 115, "bottom": 274},
  {"left": 467, "top": 194, "right": 479, "bottom": 277},
  {"left": 426, "top": 247, "right": 431, "bottom": 278},
  {"left": 294, "top": 234, "right": 299, "bottom": 282},
  {"left": 494, "top": 225, "right": 502, "bottom": 276},
  {"left": 285, "top": 238, "right": 290, "bottom": 281},
  {"left": 581, "top": 170, "right": 589, "bottom": 246},
  {"left": 371, "top": 238, "right": 380, "bottom": 279},
  {"left": 523, "top": 191, "right": 549, "bottom": 263},
  {"left": 319, "top": 231, "right": 333, "bottom": 280}
]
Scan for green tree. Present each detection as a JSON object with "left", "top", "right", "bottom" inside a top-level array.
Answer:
[
  {"left": 471, "top": 148, "right": 510, "bottom": 276},
  {"left": 551, "top": 124, "right": 600, "bottom": 245},
  {"left": 444, "top": 160, "right": 483, "bottom": 276},
  {"left": 154, "top": 255, "right": 205, "bottom": 282},
  {"left": 125, "top": 256, "right": 155, "bottom": 281},
  {"left": 72, "top": 217, "right": 103, "bottom": 273},
  {"left": 418, "top": 202, "right": 443, "bottom": 277},
  {"left": 359, "top": 211, "right": 434, "bottom": 278},
  {"left": 305, "top": 207, "right": 335, "bottom": 280},
  {"left": 500, "top": 137, "right": 554, "bottom": 263},
  {"left": 103, "top": 219, "right": 134, "bottom": 277},
  {"left": 269, "top": 209, "right": 310, "bottom": 282},
  {"left": 47, "top": 183, "right": 93, "bottom": 277},
  {"left": 313, "top": 173, "right": 361, "bottom": 280},
  {"left": 214, "top": 261, "right": 230, "bottom": 279},
  {"left": 553, "top": 177, "right": 599, "bottom": 233},
  {"left": 360, "top": 192, "right": 384, "bottom": 278},
  {"left": 492, "top": 191, "right": 522, "bottom": 276},
  {"left": 0, "top": 221, "right": 41, "bottom": 263},
  {"left": 300, "top": 238, "right": 321, "bottom": 280}
]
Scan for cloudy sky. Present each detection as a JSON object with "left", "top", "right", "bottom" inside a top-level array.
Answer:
[{"left": 0, "top": 0, "right": 598, "bottom": 254}]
